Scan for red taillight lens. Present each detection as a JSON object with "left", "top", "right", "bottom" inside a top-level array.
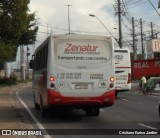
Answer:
[
  {"left": 110, "top": 77, "right": 114, "bottom": 82},
  {"left": 50, "top": 76, "right": 55, "bottom": 81},
  {"left": 127, "top": 73, "right": 131, "bottom": 84}
]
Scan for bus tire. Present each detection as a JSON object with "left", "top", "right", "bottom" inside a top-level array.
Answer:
[
  {"left": 40, "top": 96, "right": 48, "bottom": 117},
  {"left": 41, "top": 107, "right": 48, "bottom": 117},
  {"left": 33, "top": 94, "right": 40, "bottom": 110},
  {"left": 35, "top": 103, "right": 40, "bottom": 110},
  {"left": 115, "top": 91, "right": 118, "bottom": 97},
  {"left": 85, "top": 107, "right": 100, "bottom": 116}
]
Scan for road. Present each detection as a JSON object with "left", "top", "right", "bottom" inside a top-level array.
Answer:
[{"left": 17, "top": 86, "right": 160, "bottom": 138}]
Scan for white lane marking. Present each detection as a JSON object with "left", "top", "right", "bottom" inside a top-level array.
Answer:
[
  {"left": 138, "top": 123, "right": 158, "bottom": 130},
  {"left": 9, "top": 88, "right": 18, "bottom": 94},
  {"left": 100, "top": 109, "right": 104, "bottom": 112},
  {"left": 16, "top": 89, "right": 51, "bottom": 138},
  {"left": 120, "top": 98, "right": 129, "bottom": 102}
]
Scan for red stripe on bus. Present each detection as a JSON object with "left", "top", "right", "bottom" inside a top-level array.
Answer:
[
  {"left": 47, "top": 89, "right": 115, "bottom": 107},
  {"left": 116, "top": 67, "right": 131, "bottom": 68}
]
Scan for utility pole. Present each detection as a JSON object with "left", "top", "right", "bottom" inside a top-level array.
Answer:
[
  {"left": 140, "top": 18, "right": 145, "bottom": 59},
  {"left": 118, "top": 0, "right": 122, "bottom": 48},
  {"left": 114, "top": 0, "right": 125, "bottom": 48},
  {"left": 132, "top": 17, "right": 137, "bottom": 60},
  {"left": 20, "top": 45, "right": 25, "bottom": 81},
  {"left": 151, "top": 22, "right": 154, "bottom": 39},
  {"left": 65, "top": 4, "right": 72, "bottom": 34}
]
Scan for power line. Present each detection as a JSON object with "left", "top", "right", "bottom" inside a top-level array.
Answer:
[
  {"left": 38, "top": 24, "right": 113, "bottom": 35},
  {"left": 147, "top": 0, "right": 160, "bottom": 17},
  {"left": 127, "top": 0, "right": 146, "bottom": 6},
  {"left": 129, "top": 1, "right": 148, "bottom": 8}
]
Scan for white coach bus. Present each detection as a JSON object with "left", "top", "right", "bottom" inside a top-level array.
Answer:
[
  {"left": 114, "top": 48, "right": 131, "bottom": 96},
  {"left": 30, "top": 34, "right": 115, "bottom": 117}
]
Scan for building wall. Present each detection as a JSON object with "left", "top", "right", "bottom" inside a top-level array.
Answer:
[{"left": 0, "top": 70, "right": 5, "bottom": 78}]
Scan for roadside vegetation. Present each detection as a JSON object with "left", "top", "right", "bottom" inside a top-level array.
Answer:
[
  {"left": 0, "top": 76, "right": 32, "bottom": 87},
  {"left": 0, "top": 0, "right": 38, "bottom": 77}
]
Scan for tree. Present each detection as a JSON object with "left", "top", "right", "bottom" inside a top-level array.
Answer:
[
  {"left": 0, "top": 43, "right": 17, "bottom": 70},
  {"left": 131, "top": 53, "right": 144, "bottom": 61},
  {"left": 0, "top": 0, "right": 38, "bottom": 69}
]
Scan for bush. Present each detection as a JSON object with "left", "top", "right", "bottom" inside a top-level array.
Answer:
[{"left": 0, "top": 76, "right": 17, "bottom": 85}]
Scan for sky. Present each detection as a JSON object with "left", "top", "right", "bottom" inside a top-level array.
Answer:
[
  {"left": 12, "top": 0, "right": 160, "bottom": 69},
  {"left": 29, "top": 0, "right": 115, "bottom": 42},
  {"left": 28, "top": 0, "right": 160, "bottom": 47}
]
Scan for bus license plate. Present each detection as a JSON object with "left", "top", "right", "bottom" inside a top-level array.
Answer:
[{"left": 75, "top": 84, "right": 88, "bottom": 89}]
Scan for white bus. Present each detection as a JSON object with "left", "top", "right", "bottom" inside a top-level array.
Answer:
[
  {"left": 30, "top": 34, "right": 115, "bottom": 117},
  {"left": 114, "top": 48, "right": 131, "bottom": 96}
]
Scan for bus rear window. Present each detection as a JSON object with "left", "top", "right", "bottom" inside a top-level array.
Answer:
[
  {"left": 114, "top": 50, "right": 130, "bottom": 66},
  {"left": 54, "top": 39, "right": 111, "bottom": 64}
]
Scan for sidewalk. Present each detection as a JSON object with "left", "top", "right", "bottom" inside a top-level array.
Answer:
[
  {"left": 131, "top": 82, "right": 160, "bottom": 96},
  {"left": 0, "top": 82, "right": 35, "bottom": 138}
]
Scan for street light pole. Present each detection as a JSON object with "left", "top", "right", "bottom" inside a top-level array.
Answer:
[
  {"left": 89, "top": 14, "right": 119, "bottom": 44},
  {"left": 65, "top": 4, "right": 72, "bottom": 34}
]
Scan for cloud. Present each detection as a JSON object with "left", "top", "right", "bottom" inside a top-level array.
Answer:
[{"left": 29, "top": 0, "right": 116, "bottom": 42}]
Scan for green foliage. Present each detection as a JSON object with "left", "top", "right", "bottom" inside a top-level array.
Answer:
[
  {"left": 137, "top": 54, "right": 144, "bottom": 60},
  {"left": 0, "top": 43, "right": 17, "bottom": 69},
  {"left": 0, "top": 76, "right": 17, "bottom": 85},
  {"left": 0, "top": 0, "right": 38, "bottom": 69},
  {"left": 131, "top": 53, "right": 144, "bottom": 60}
]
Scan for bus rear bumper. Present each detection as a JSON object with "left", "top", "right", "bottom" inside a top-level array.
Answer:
[{"left": 47, "top": 89, "right": 115, "bottom": 108}]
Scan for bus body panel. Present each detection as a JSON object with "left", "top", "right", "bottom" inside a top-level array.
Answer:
[
  {"left": 115, "top": 67, "right": 131, "bottom": 91},
  {"left": 114, "top": 49, "right": 131, "bottom": 93},
  {"left": 32, "top": 34, "right": 115, "bottom": 110}
]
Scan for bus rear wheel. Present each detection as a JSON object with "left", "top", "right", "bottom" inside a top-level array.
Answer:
[
  {"left": 35, "top": 103, "right": 40, "bottom": 110},
  {"left": 40, "top": 97, "right": 48, "bottom": 117},
  {"left": 33, "top": 94, "right": 40, "bottom": 110},
  {"left": 41, "top": 107, "right": 48, "bottom": 117},
  {"left": 85, "top": 107, "right": 100, "bottom": 116},
  {"left": 115, "top": 91, "right": 118, "bottom": 97}
]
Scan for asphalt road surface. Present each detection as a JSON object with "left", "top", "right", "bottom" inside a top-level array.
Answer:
[{"left": 17, "top": 86, "right": 160, "bottom": 138}]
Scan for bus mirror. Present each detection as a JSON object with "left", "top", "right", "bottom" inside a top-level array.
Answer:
[{"left": 29, "top": 60, "right": 34, "bottom": 69}]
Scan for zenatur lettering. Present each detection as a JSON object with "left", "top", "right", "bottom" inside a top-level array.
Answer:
[{"left": 65, "top": 43, "right": 99, "bottom": 52}]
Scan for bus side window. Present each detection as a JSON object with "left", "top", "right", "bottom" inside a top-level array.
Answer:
[
  {"left": 29, "top": 55, "right": 35, "bottom": 69},
  {"left": 29, "top": 60, "right": 34, "bottom": 69}
]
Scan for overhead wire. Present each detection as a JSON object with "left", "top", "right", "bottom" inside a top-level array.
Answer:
[
  {"left": 38, "top": 24, "right": 114, "bottom": 35},
  {"left": 147, "top": 0, "right": 160, "bottom": 17},
  {"left": 129, "top": 1, "right": 148, "bottom": 9},
  {"left": 127, "top": 0, "right": 146, "bottom": 6}
]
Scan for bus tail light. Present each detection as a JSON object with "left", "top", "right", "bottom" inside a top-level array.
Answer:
[
  {"left": 127, "top": 73, "right": 131, "bottom": 84},
  {"left": 50, "top": 76, "right": 56, "bottom": 88},
  {"left": 110, "top": 77, "right": 114, "bottom": 82},
  {"left": 50, "top": 76, "right": 55, "bottom": 81}
]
